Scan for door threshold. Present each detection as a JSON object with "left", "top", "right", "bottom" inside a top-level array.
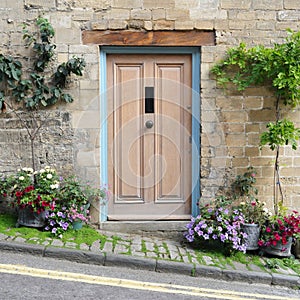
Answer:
[{"left": 99, "top": 221, "right": 188, "bottom": 239}]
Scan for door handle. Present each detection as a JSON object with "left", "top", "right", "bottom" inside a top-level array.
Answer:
[{"left": 145, "top": 120, "right": 154, "bottom": 129}]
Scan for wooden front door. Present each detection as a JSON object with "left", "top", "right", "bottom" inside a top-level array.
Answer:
[{"left": 107, "top": 54, "right": 192, "bottom": 220}]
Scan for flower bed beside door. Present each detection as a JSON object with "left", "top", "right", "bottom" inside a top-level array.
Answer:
[{"left": 0, "top": 166, "right": 109, "bottom": 238}]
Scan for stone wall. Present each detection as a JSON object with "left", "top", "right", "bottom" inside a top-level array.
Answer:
[{"left": 1, "top": 0, "right": 300, "bottom": 220}]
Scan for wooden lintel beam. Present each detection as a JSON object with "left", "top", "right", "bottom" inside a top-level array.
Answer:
[{"left": 82, "top": 30, "right": 215, "bottom": 46}]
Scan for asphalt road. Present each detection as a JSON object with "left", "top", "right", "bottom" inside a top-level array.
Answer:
[{"left": 0, "top": 251, "right": 299, "bottom": 300}]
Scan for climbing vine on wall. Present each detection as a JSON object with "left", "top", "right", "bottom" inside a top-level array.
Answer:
[
  {"left": 211, "top": 30, "right": 300, "bottom": 214},
  {"left": 0, "top": 17, "right": 86, "bottom": 171}
]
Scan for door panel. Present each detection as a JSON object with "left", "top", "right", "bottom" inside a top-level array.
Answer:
[{"left": 107, "top": 54, "right": 192, "bottom": 220}]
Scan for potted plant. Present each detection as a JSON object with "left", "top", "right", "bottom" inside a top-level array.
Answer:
[
  {"left": 237, "top": 199, "right": 269, "bottom": 251},
  {"left": 258, "top": 205, "right": 300, "bottom": 257},
  {"left": 232, "top": 167, "right": 269, "bottom": 250},
  {"left": 68, "top": 204, "right": 90, "bottom": 230},
  {"left": 44, "top": 175, "right": 109, "bottom": 237},
  {"left": 184, "top": 197, "right": 248, "bottom": 255},
  {"left": 0, "top": 166, "right": 59, "bottom": 227}
]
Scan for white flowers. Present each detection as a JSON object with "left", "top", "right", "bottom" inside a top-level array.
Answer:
[
  {"left": 22, "top": 167, "right": 33, "bottom": 173},
  {"left": 47, "top": 174, "right": 53, "bottom": 179},
  {"left": 19, "top": 176, "right": 25, "bottom": 181},
  {"left": 50, "top": 182, "right": 59, "bottom": 189}
]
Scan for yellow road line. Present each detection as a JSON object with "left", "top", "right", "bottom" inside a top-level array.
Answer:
[{"left": 0, "top": 264, "right": 297, "bottom": 300}]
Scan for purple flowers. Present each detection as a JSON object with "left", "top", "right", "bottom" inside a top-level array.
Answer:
[
  {"left": 45, "top": 206, "right": 71, "bottom": 238},
  {"left": 184, "top": 202, "right": 248, "bottom": 253}
]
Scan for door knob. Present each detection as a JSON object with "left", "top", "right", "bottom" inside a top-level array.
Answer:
[{"left": 145, "top": 120, "right": 154, "bottom": 129}]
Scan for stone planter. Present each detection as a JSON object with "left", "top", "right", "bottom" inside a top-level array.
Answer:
[
  {"left": 292, "top": 238, "right": 300, "bottom": 259},
  {"left": 17, "top": 207, "right": 46, "bottom": 228},
  {"left": 242, "top": 223, "right": 260, "bottom": 251},
  {"left": 263, "top": 237, "right": 293, "bottom": 257}
]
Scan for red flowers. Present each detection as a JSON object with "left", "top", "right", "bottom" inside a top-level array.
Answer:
[
  {"left": 258, "top": 212, "right": 300, "bottom": 247},
  {"left": 15, "top": 191, "right": 23, "bottom": 198},
  {"left": 24, "top": 185, "right": 34, "bottom": 193}
]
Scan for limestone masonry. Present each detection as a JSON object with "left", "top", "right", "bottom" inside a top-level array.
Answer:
[{"left": 1, "top": 1, "right": 300, "bottom": 222}]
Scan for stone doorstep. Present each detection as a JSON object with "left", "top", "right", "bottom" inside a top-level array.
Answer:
[{"left": 99, "top": 221, "right": 186, "bottom": 240}]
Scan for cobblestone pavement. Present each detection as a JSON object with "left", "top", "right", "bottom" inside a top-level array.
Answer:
[{"left": 0, "top": 230, "right": 299, "bottom": 288}]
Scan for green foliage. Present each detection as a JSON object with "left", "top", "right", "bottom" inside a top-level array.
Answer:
[
  {"left": 211, "top": 30, "right": 300, "bottom": 107},
  {"left": 0, "top": 16, "right": 86, "bottom": 170},
  {"left": 260, "top": 119, "right": 300, "bottom": 151},
  {"left": 232, "top": 167, "right": 258, "bottom": 197},
  {"left": 53, "top": 56, "right": 86, "bottom": 89},
  {"left": 23, "top": 17, "right": 56, "bottom": 72},
  {"left": 212, "top": 30, "right": 300, "bottom": 209},
  {"left": 0, "top": 17, "right": 85, "bottom": 111},
  {"left": 59, "top": 175, "right": 107, "bottom": 208}
]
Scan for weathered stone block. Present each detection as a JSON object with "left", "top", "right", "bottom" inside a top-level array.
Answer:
[
  {"left": 256, "top": 10, "right": 277, "bottom": 20},
  {"left": 221, "top": 111, "right": 248, "bottom": 122},
  {"left": 153, "top": 20, "right": 174, "bottom": 30},
  {"left": 243, "top": 97, "right": 264, "bottom": 109},
  {"left": 143, "top": 0, "right": 175, "bottom": 9},
  {"left": 224, "top": 123, "right": 245, "bottom": 133},
  {"left": 72, "top": 111, "right": 100, "bottom": 129},
  {"left": 221, "top": 0, "right": 251, "bottom": 9},
  {"left": 252, "top": 0, "right": 283, "bottom": 10},
  {"left": 284, "top": 0, "right": 300, "bottom": 9},
  {"left": 277, "top": 10, "right": 300, "bottom": 21},
  {"left": 91, "top": 20, "right": 109, "bottom": 30},
  {"left": 174, "top": 21, "right": 194, "bottom": 30},
  {"left": 232, "top": 157, "right": 249, "bottom": 167},
  {"left": 72, "top": 9, "right": 94, "bottom": 21},
  {"left": 143, "top": 21, "right": 152, "bottom": 30},
  {"left": 77, "top": 149, "right": 99, "bottom": 167},
  {"left": 228, "top": 147, "right": 244, "bottom": 157},
  {"left": 247, "top": 133, "right": 260, "bottom": 146},
  {"left": 174, "top": 0, "right": 199, "bottom": 9},
  {"left": 245, "top": 123, "right": 260, "bottom": 133},
  {"left": 152, "top": 8, "right": 166, "bottom": 20},
  {"left": 249, "top": 109, "right": 276, "bottom": 122},
  {"left": 113, "top": 0, "right": 142, "bottom": 8},
  {"left": 225, "top": 134, "right": 247, "bottom": 147},
  {"left": 190, "top": 9, "right": 227, "bottom": 20},
  {"left": 108, "top": 19, "right": 128, "bottom": 29},
  {"left": 131, "top": 9, "right": 151, "bottom": 20},
  {"left": 216, "top": 96, "right": 243, "bottom": 110},
  {"left": 194, "top": 20, "right": 214, "bottom": 30},
  {"left": 109, "top": 9, "right": 130, "bottom": 19},
  {"left": 55, "top": 28, "right": 81, "bottom": 44},
  {"left": 128, "top": 20, "right": 144, "bottom": 29},
  {"left": 166, "top": 9, "right": 189, "bottom": 20},
  {"left": 25, "top": 0, "right": 56, "bottom": 9}
]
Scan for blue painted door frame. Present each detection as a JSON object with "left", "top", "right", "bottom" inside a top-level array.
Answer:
[{"left": 99, "top": 46, "right": 200, "bottom": 222}]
